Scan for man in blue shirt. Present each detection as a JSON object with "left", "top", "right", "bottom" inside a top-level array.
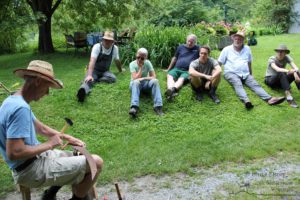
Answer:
[
  {"left": 165, "top": 34, "right": 199, "bottom": 101},
  {"left": 0, "top": 60, "right": 103, "bottom": 200},
  {"left": 218, "top": 31, "right": 285, "bottom": 109}
]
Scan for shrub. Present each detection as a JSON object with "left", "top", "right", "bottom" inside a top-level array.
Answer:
[
  {"left": 120, "top": 25, "right": 212, "bottom": 68},
  {"left": 52, "top": 33, "right": 66, "bottom": 49}
]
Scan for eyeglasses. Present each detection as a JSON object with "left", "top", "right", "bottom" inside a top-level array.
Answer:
[
  {"left": 200, "top": 52, "right": 208, "bottom": 55},
  {"left": 136, "top": 56, "right": 145, "bottom": 61}
]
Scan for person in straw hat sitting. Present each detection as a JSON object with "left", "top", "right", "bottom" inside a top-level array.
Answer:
[
  {"left": 0, "top": 60, "right": 103, "bottom": 200},
  {"left": 77, "top": 31, "right": 124, "bottom": 103},
  {"left": 264, "top": 44, "right": 300, "bottom": 108},
  {"left": 218, "top": 30, "right": 286, "bottom": 110}
]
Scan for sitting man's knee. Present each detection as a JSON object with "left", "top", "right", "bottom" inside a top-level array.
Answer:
[
  {"left": 167, "top": 74, "right": 174, "bottom": 79},
  {"left": 132, "top": 79, "right": 140, "bottom": 86},
  {"left": 277, "top": 72, "right": 287, "bottom": 78},
  {"left": 214, "top": 73, "right": 221, "bottom": 80},
  {"left": 150, "top": 78, "right": 159, "bottom": 85},
  {"left": 190, "top": 76, "right": 201, "bottom": 84},
  {"left": 92, "top": 155, "right": 103, "bottom": 171}
]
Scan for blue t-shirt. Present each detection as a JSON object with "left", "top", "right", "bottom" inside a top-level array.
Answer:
[
  {"left": 0, "top": 95, "right": 39, "bottom": 169},
  {"left": 174, "top": 44, "right": 200, "bottom": 71}
]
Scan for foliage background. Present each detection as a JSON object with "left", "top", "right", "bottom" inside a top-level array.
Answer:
[{"left": 0, "top": 0, "right": 298, "bottom": 54}]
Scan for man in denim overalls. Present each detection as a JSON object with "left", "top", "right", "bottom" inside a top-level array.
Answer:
[{"left": 77, "top": 31, "right": 124, "bottom": 102}]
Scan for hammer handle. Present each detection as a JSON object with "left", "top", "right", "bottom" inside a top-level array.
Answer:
[
  {"left": 61, "top": 142, "right": 70, "bottom": 150},
  {"left": 60, "top": 124, "right": 69, "bottom": 133}
]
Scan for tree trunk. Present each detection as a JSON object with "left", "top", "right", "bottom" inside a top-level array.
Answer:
[
  {"left": 26, "top": 0, "right": 61, "bottom": 53},
  {"left": 38, "top": 18, "right": 54, "bottom": 53}
]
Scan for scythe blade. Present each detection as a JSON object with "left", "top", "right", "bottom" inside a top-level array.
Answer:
[{"left": 72, "top": 146, "right": 97, "bottom": 180}]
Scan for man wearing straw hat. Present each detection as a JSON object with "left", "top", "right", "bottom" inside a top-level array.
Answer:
[
  {"left": 77, "top": 31, "right": 124, "bottom": 103},
  {"left": 218, "top": 31, "right": 285, "bottom": 109},
  {"left": 0, "top": 60, "right": 103, "bottom": 200},
  {"left": 264, "top": 44, "right": 300, "bottom": 108}
]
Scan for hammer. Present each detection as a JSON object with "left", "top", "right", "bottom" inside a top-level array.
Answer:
[
  {"left": 60, "top": 118, "right": 73, "bottom": 149},
  {"left": 60, "top": 117, "right": 73, "bottom": 133}
]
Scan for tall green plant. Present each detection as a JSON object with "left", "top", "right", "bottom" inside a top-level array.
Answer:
[{"left": 120, "top": 25, "right": 214, "bottom": 68}]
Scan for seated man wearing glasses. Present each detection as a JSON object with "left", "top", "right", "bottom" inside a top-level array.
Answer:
[
  {"left": 165, "top": 34, "right": 200, "bottom": 101},
  {"left": 129, "top": 48, "right": 164, "bottom": 117},
  {"left": 189, "top": 45, "right": 222, "bottom": 104},
  {"left": 264, "top": 44, "right": 300, "bottom": 108}
]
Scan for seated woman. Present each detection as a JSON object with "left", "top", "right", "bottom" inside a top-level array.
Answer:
[
  {"left": 264, "top": 44, "right": 300, "bottom": 108},
  {"left": 128, "top": 48, "right": 164, "bottom": 117}
]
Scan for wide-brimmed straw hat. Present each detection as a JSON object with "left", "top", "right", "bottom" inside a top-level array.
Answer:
[
  {"left": 232, "top": 30, "right": 246, "bottom": 39},
  {"left": 102, "top": 31, "right": 115, "bottom": 41},
  {"left": 14, "top": 60, "right": 63, "bottom": 89},
  {"left": 274, "top": 44, "right": 290, "bottom": 54}
]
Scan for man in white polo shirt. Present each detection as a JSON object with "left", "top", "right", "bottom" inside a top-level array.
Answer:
[
  {"left": 218, "top": 31, "right": 285, "bottom": 109},
  {"left": 77, "top": 31, "right": 124, "bottom": 103}
]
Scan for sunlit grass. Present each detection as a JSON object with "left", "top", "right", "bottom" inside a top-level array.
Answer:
[{"left": 0, "top": 34, "right": 299, "bottom": 197}]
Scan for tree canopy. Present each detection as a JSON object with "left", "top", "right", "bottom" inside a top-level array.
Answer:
[{"left": 0, "top": 0, "right": 296, "bottom": 54}]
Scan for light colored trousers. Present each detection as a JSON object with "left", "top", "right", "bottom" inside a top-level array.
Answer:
[
  {"left": 130, "top": 79, "right": 163, "bottom": 108},
  {"left": 224, "top": 72, "right": 271, "bottom": 102}
]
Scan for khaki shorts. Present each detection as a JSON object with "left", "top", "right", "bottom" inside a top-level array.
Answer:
[{"left": 12, "top": 149, "right": 87, "bottom": 188}]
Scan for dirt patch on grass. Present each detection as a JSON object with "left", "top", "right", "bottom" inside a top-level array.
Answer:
[{"left": 4, "top": 152, "right": 300, "bottom": 200}]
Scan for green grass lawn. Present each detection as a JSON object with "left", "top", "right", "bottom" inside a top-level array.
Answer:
[{"left": 0, "top": 34, "right": 300, "bottom": 196}]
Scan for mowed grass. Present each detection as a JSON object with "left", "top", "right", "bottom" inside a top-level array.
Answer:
[{"left": 0, "top": 34, "right": 300, "bottom": 196}]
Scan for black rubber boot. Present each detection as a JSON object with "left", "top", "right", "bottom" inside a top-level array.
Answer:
[
  {"left": 41, "top": 186, "right": 62, "bottom": 200},
  {"left": 191, "top": 85, "right": 204, "bottom": 101}
]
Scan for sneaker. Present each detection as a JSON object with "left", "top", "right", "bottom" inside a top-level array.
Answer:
[
  {"left": 154, "top": 106, "right": 164, "bottom": 116},
  {"left": 287, "top": 99, "right": 298, "bottom": 108},
  {"left": 77, "top": 88, "right": 86, "bottom": 103},
  {"left": 267, "top": 97, "right": 285, "bottom": 105},
  {"left": 209, "top": 93, "right": 220, "bottom": 104},
  {"left": 195, "top": 93, "right": 203, "bottom": 101},
  {"left": 245, "top": 101, "right": 254, "bottom": 110},
  {"left": 129, "top": 106, "right": 138, "bottom": 118}
]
